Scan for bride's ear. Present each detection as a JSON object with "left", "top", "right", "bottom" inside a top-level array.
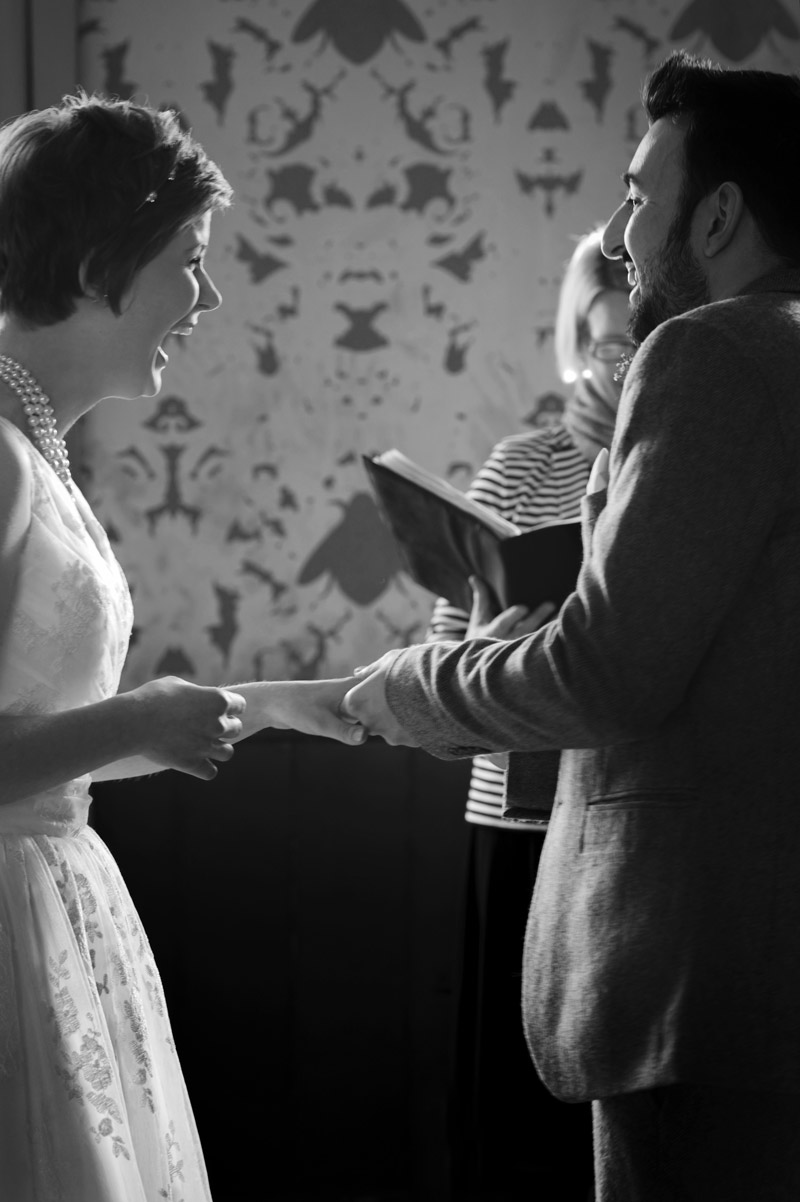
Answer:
[{"left": 78, "top": 258, "right": 108, "bottom": 305}]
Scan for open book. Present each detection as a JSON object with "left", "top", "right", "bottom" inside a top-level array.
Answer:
[{"left": 363, "top": 449, "right": 583, "bottom": 614}]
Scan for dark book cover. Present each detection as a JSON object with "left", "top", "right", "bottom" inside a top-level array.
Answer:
[{"left": 364, "top": 454, "right": 583, "bottom": 614}]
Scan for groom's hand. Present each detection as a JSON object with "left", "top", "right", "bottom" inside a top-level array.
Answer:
[
  {"left": 260, "top": 678, "right": 368, "bottom": 746},
  {"left": 342, "top": 652, "right": 421, "bottom": 747}
]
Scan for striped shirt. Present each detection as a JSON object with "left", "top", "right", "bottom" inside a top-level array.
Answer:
[{"left": 426, "top": 424, "right": 590, "bottom": 828}]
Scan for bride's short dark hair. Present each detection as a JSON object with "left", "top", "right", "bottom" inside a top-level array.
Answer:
[{"left": 0, "top": 90, "right": 232, "bottom": 327}]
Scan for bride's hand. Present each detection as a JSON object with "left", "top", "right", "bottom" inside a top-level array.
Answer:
[{"left": 233, "top": 678, "right": 367, "bottom": 746}]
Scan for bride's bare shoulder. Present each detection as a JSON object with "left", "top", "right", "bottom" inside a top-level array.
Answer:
[{"left": 0, "top": 417, "right": 34, "bottom": 550}]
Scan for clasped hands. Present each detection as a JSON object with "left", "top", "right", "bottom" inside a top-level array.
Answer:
[
  {"left": 132, "top": 579, "right": 557, "bottom": 780},
  {"left": 318, "top": 577, "right": 556, "bottom": 748}
]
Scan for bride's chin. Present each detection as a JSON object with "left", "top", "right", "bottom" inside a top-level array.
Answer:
[
  {"left": 139, "top": 363, "right": 166, "bottom": 399},
  {"left": 107, "top": 377, "right": 162, "bottom": 402}
]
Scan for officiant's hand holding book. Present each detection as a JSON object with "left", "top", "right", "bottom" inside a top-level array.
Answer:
[
  {"left": 465, "top": 575, "right": 556, "bottom": 642},
  {"left": 363, "top": 448, "right": 584, "bottom": 614}
]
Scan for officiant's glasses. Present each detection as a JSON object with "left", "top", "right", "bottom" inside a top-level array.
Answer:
[{"left": 585, "top": 337, "right": 636, "bottom": 362}]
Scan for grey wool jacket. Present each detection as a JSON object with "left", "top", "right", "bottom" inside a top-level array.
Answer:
[{"left": 385, "top": 269, "right": 800, "bottom": 1102}]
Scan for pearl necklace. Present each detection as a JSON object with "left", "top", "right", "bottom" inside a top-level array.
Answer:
[{"left": 0, "top": 354, "right": 72, "bottom": 488}]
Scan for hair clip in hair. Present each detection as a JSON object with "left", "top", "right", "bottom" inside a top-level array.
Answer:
[{"left": 136, "top": 168, "right": 177, "bottom": 212}]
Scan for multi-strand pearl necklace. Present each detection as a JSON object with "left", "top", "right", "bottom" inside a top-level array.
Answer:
[{"left": 0, "top": 354, "right": 72, "bottom": 488}]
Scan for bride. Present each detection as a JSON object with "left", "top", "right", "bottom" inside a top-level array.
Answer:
[{"left": 0, "top": 92, "right": 362, "bottom": 1200}]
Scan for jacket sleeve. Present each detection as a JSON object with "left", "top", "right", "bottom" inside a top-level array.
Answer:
[{"left": 384, "top": 312, "right": 790, "bottom": 757}]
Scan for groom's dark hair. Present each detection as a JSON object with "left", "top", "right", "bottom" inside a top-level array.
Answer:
[{"left": 644, "top": 50, "right": 800, "bottom": 265}]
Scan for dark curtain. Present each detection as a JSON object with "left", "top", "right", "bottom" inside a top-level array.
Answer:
[
  {"left": 0, "top": 0, "right": 78, "bottom": 124},
  {"left": 0, "top": 0, "right": 81, "bottom": 459}
]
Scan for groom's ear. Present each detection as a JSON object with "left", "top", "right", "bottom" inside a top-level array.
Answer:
[{"left": 698, "top": 180, "right": 745, "bottom": 259}]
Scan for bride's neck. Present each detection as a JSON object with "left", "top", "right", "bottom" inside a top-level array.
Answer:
[{"left": 0, "top": 317, "right": 100, "bottom": 435}]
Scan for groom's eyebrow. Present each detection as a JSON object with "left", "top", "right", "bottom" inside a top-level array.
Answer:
[{"left": 623, "top": 171, "right": 643, "bottom": 189}]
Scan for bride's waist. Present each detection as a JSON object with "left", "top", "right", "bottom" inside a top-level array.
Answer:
[{"left": 0, "top": 776, "right": 92, "bottom": 836}]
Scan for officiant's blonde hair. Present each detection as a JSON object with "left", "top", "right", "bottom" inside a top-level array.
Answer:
[{"left": 554, "top": 228, "right": 629, "bottom": 382}]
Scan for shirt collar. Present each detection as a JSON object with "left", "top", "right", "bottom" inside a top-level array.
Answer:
[{"left": 735, "top": 267, "right": 800, "bottom": 298}]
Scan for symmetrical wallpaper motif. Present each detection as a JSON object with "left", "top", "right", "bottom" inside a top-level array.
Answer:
[{"left": 76, "top": 0, "right": 800, "bottom": 685}]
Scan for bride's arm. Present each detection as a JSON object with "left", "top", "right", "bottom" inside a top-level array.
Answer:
[
  {"left": 94, "top": 678, "right": 367, "bottom": 782},
  {"left": 93, "top": 677, "right": 367, "bottom": 783},
  {"left": 226, "top": 678, "right": 367, "bottom": 745},
  {"left": 0, "top": 677, "right": 246, "bottom": 801}
]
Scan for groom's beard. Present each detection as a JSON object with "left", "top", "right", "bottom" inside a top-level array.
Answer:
[{"left": 629, "top": 224, "right": 711, "bottom": 346}]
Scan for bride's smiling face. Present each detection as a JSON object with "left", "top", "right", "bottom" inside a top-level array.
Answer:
[{"left": 107, "top": 210, "right": 222, "bottom": 399}]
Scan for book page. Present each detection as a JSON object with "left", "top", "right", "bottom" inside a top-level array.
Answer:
[{"left": 375, "top": 449, "right": 521, "bottom": 538}]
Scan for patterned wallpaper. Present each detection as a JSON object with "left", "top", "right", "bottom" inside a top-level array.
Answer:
[{"left": 76, "top": 0, "right": 800, "bottom": 686}]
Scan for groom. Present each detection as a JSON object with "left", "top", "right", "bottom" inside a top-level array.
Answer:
[{"left": 339, "top": 51, "right": 800, "bottom": 1199}]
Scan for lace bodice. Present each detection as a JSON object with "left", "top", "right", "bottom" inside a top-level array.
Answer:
[{"left": 0, "top": 416, "right": 133, "bottom": 834}]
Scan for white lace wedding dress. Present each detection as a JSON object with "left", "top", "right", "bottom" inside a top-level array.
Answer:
[{"left": 0, "top": 416, "right": 212, "bottom": 1201}]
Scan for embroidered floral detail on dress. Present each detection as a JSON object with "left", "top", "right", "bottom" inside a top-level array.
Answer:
[
  {"left": 109, "top": 948, "right": 130, "bottom": 987},
  {"left": 123, "top": 996, "right": 154, "bottom": 1078},
  {"left": 42, "top": 850, "right": 99, "bottom": 974},
  {"left": 49, "top": 951, "right": 81, "bottom": 1041},
  {"left": 144, "top": 961, "right": 167, "bottom": 1017},
  {"left": 137, "top": 1066, "right": 156, "bottom": 1113},
  {"left": 47, "top": 952, "right": 131, "bottom": 1164},
  {"left": 90, "top": 1116, "right": 131, "bottom": 1160},
  {"left": 156, "top": 1121, "right": 186, "bottom": 1200}
]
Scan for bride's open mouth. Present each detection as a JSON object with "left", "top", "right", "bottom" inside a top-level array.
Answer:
[{"left": 156, "top": 322, "right": 196, "bottom": 366}]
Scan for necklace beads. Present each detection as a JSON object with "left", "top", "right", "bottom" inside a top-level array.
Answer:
[{"left": 0, "top": 354, "right": 72, "bottom": 488}]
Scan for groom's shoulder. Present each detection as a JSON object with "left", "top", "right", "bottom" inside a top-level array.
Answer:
[{"left": 637, "top": 291, "right": 785, "bottom": 368}]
